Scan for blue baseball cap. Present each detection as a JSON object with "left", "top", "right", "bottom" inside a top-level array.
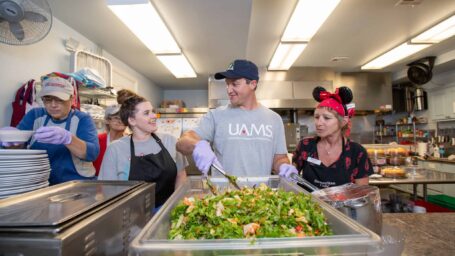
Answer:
[{"left": 214, "top": 59, "right": 259, "bottom": 81}]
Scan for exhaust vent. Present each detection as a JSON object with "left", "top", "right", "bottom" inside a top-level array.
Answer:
[
  {"left": 395, "top": 0, "right": 423, "bottom": 6},
  {"left": 331, "top": 56, "right": 349, "bottom": 62}
]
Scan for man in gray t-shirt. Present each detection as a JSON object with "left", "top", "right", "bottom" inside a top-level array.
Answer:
[{"left": 176, "top": 59, "right": 298, "bottom": 177}]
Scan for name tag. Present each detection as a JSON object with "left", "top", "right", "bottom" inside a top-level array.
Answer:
[{"left": 307, "top": 157, "right": 321, "bottom": 166}]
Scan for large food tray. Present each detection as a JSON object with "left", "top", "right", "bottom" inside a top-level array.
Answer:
[{"left": 130, "top": 176, "right": 382, "bottom": 255}]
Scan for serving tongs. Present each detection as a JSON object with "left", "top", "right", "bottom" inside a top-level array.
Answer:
[
  {"left": 289, "top": 172, "right": 321, "bottom": 193},
  {"left": 211, "top": 163, "right": 241, "bottom": 190},
  {"left": 205, "top": 177, "right": 218, "bottom": 195}
]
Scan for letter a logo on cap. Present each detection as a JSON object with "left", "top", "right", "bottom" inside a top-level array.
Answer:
[{"left": 227, "top": 62, "right": 234, "bottom": 70}]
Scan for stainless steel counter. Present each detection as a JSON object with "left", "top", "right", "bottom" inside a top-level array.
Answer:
[
  {"left": 0, "top": 181, "right": 155, "bottom": 256},
  {"left": 383, "top": 213, "right": 455, "bottom": 256},
  {"left": 417, "top": 157, "right": 455, "bottom": 164},
  {"left": 369, "top": 169, "right": 455, "bottom": 200}
]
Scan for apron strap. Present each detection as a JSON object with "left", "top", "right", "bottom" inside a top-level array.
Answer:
[{"left": 129, "top": 135, "right": 135, "bottom": 156}]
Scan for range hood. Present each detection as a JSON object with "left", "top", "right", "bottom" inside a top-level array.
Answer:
[{"left": 208, "top": 68, "right": 392, "bottom": 111}]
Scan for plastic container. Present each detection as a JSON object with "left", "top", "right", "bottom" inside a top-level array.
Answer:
[
  {"left": 364, "top": 144, "right": 410, "bottom": 157},
  {"left": 427, "top": 195, "right": 455, "bottom": 210},
  {"left": 0, "top": 130, "right": 34, "bottom": 143},
  {"left": 364, "top": 145, "right": 410, "bottom": 169},
  {"left": 376, "top": 224, "right": 405, "bottom": 256},
  {"left": 130, "top": 176, "right": 382, "bottom": 255},
  {"left": 381, "top": 166, "right": 407, "bottom": 179},
  {"left": 413, "top": 205, "right": 426, "bottom": 213},
  {"left": 387, "top": 156, "right": 406, "bottom": 166}
]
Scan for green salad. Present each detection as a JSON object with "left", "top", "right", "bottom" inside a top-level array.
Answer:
[{"left": 169, "top": 184, "right": 332, "bottom": 240}]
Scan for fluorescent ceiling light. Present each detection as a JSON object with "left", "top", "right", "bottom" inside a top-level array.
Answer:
[
  {"left": 411, "top": 15, "right": 455, "bottom": 43},
  {"left": 282, "top": 0, "right": 341, "bottom": 42},
  {"left": 107, "top": 0, "right": 180, "bottom": 54},
  {"left": 361, "top": 42, "right": 431, "bottom": 70},
  {"left": 156, "top": 54, "right": 197, "bottom": 78},
  {"left": 268, "top": 43, "right": 307, "bottom": 70}
]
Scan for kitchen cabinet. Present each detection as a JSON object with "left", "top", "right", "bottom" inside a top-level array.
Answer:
[{"left": 430, "top": 86, "right": 455, "bottom": 120}]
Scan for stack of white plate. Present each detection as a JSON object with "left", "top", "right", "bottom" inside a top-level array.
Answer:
[{"left": 0, "top": 149, "right": 51, "bottom": 199}]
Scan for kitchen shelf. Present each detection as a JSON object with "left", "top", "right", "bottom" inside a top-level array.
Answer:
[
  {"left": 374, "top": 122, "right": 429, "bottom": 144},
  {"left": 398, "top": 136, "right": 428, "bottom": 139},
  {"left": 395, "top": 122, "right": 428, "bottom": 126},
  {"left": 377, "top": 123, "right": 428, "bottom": 127},
  {"left": 79, "top": 87, "right": 116, "bottom": 99}
]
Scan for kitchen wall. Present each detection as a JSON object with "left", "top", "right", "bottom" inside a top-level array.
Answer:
[
  {"left": 163, "top": 90, "right": 208, "bottom": 108},
  {"left": 296, "top": 114, "right": 376, "bottom": 144},
  {"left": 0, "top": 18, "right": 161, "bottom": 127}
]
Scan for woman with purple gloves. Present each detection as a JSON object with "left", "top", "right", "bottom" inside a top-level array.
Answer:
[{"left": 0, "top": 73, "right": 99, "bottom": 185}]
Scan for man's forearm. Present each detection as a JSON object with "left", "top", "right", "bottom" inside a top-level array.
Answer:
[
  {"left": 176, "top": 131, "right": 201, "bottom": 155},
  {"left": 272, "top": 154, "right": 291, "bottom": 174}
]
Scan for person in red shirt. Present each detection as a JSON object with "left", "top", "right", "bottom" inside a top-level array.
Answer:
[{"left": 93, "top": 104, "right": 126, "bottom": 175}]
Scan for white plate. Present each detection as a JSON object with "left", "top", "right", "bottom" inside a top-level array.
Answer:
[
  {"left": 0, "top": 154, "right": 49, "bottom": 160},
  {"left": 0, "top": 165, "right": 50, "bottom": 174},
  {"left": 0, "top": 176, "right": 49, "bottom": 187},
  {"left": 0, "top": 180, "right": 48, "bottom": 192},
  {"left": 0, "top": 182, "right": 49, "bottom": 196},
  {"left": 0, "top": 179, "right": 49, "bottom": 191},
  {"left": 369, "top": 174, "right": 383, "bottom": 179},
  {"left": 0, "top": 169, "right": 50, "bottom": 179},
  {"left": 0, "top": 162, "right": 50, "bottom": 170},
  {"left": 0, "top": 161, "right": 50, "bottom": 169},
  {"left": 0, "top": 175, "right": 49, "bottom": 188},
  {"left": 0, "top": 159, "right": 50, "bottom": 164},
  {"left": 0, "top": 149, "right": 47, "bottom": 155},
  {"left": 0, "top": 130, "right": 34, "bottom": 142}
]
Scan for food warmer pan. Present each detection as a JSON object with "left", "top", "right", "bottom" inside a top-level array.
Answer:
[
  {"left": 130, "top": 176, "right": 382, "bottom": 256},
  {"left": 0, "top": 180, "right": 155, "bottom": 256}
]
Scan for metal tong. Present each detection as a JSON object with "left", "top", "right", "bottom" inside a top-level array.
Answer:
[
  {"left": 205, "top": 177, "right": 218, "bottom": 195},
  {"left": 289, "top": 172, "right": 320, "bottom": 193},
  {"left": 211, "top": 163, "right": 241, "bottom": 190}
]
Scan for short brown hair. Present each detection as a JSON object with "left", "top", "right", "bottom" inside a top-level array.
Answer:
[{"left": 119, "top": 95, "right": 146, "bottom": 128}]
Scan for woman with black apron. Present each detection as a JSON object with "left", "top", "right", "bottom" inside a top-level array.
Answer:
[
  {"left": 281, "top": 86, "right": 373, "bottom": 189},
  {"left": 98, "top": 95, "right": 188, "bottom": 209}
]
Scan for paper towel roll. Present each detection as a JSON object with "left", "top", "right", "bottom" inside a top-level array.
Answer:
[{"left": 417, "top": 142, "right": 427, "bottom": 157}]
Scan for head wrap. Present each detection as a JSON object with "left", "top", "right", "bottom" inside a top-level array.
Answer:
[{"left": 313, "top": 87, "right": 356, "bottom": 136}]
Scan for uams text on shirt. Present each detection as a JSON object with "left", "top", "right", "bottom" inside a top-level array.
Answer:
[{"left": 228, "top": 123, "right": 273, "bottom": 137}]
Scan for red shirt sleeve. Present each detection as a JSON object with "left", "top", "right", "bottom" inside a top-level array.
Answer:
[{"left": 93, "top": 133, "right": 108, "bottom": 176}]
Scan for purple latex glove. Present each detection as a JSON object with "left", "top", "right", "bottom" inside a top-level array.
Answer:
[
  {"left": 192, "top": 140, "right": 219, "bottom": 176},
  {"left": 0, "top": 126, "right": 23, "bottom": 147},
  {"left": 34, "top": 126, "right": 72, "bottom": 145},
  {"left": 279, "top": 163, "right": 298, "bottom": 179}
]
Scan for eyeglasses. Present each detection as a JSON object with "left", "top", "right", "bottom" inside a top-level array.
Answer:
[
  {"left": 41, "top": 96, "right": 65, "bottom": 105},
  {"left": 108, "top": 116, "right": 122, "bottom": 122}
]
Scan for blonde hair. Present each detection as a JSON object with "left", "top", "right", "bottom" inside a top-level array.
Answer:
[{"left": 317, "top": 106, "right": 349, "bottom": 137}]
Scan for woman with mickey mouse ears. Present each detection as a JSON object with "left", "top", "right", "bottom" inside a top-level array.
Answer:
[{"left": 280, "top": 86, "right": 373, "bottom": 189}]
